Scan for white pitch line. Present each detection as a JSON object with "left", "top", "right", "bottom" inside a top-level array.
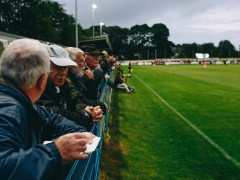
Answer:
[{"left": 134, "top": 74, "right": 240, "bottom": 168}]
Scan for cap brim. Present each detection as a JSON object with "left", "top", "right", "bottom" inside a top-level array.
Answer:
[
  {"left": 89, "top": 50, "right": 101, "bottom": 55},
  {"left": 50, "top": 57, "right": 77, "bottom": 66}
]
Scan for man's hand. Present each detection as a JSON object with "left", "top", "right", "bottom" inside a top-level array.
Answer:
[
  {"left": 91, "top": 106, "right": 103, "bottom": 122},
  {"left": 84, "top": 106, "right": 93, "bottom": 113},
  {"left": 85, "top": 106, "right": 103, "bottom": 122},
  {"left": 54, "top": 132, "right": 95, "bottom": 164},
  {"left": 84, "top": 70, "right": 94, "bottom": 80}
]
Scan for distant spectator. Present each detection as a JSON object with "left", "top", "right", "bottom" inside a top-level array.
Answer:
[
  {"left": 100, "top": 50, "right": 110, "bottom": 74},
  {"left": 37, "top": 45, "right": 101, "bottom": 131},
  {"left": 99, "top": 50, "right": 114, "bottom": 88},
  {"left": 0, "top": 39, "right": 95, "bottom": 179},
  {"left": 128, "top": 62, "right": 132, "bottom": 73},
  {"left": 117, "top": 63, "right": 123, "bottom": 74},
  {"left": 114, "top": 71, "right": 132, "bottom": 93}
]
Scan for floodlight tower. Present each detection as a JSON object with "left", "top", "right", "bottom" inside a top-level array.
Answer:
[
  {"left": 100, "top": 22, "right": 104, "bottom": 36},
  {"left": 75, "top": 0, "right": 78, "bottom": 47},
  {"left": 92, "top": 4, "right": 97, "bottom": 37}
]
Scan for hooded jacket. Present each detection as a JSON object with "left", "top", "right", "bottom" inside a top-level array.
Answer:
[{"left": 0, "top": 76, "right": 87, "bottom": 180}]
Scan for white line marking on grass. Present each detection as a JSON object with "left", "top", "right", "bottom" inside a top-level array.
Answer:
[{"left": 134, "top": 74, "right": 240, "bottom": 168}]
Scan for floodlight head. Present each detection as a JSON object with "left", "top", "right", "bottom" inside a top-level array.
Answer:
[
  {"left": 100, "top": 22, "right": 104, "bottom": 26},
  {"left": 92, "top": 4, "right": 97, "bottom": 9}
]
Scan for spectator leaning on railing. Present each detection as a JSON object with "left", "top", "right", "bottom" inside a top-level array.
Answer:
[
  {"left": 99, "top": 50, "right": 115, "bottom": 89},
  {"left": 0, "top": 39, "right": 96, "bottom": 180},
  {"left": 36, "top": 45, "right": 102, "bottom": 131},
  {"left": 81, "top": 44, "right": 104, "bottom": 100},
  {"left": 65, "top": 47, "right": 108, "bottom": 114}
]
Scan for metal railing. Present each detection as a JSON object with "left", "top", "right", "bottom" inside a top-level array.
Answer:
[{"left": 66, "top": 72, "right": 113, "bottom": 180}]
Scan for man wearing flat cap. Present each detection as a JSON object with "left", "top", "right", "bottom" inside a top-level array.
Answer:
[
  {"left": 80, "top": 44, "right": 104, "bottom": 101},
  {"left": 37, "top": 45, "right": 101, "bottom": 131}
]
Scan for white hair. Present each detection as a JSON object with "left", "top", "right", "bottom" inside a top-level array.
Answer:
[
  {"left": 65, "top": 47, "right": 84, "bottom": 62},
  {"left": 0, "top": 38, "right": 50, "bottom": 88},
  {"left": 102, "top": 50, "right": 108, "bottom": 57}
]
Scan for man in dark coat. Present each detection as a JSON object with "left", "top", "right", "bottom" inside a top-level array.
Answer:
[
  {"left": 81, "top": 44, "right": 104, "bottom": 100},
  {"left": 37, "top": 45, "right": 102, "bottom": 131},
  {"left": 0, "top": 39, "right": 95, "bottom": 179}
]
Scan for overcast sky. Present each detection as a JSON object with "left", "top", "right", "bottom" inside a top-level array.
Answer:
[{"left": 55, "top": 0, "right": 240, "bottom": 49}]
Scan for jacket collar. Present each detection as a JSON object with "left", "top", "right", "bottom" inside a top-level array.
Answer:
[
  {"left": 0, "top": 74, "right": 46, "bottom": 126},
  {"left": 0, "top": 75, "right": 32, "bottom": 105}
]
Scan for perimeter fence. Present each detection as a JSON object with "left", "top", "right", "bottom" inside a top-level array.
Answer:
[{"left": 66, "top": 72, "right": 114, "bottom": 180}]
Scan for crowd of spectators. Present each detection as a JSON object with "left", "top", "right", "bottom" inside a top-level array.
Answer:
[{"left": 0, "top": 38, "right": 135, "bottom": 179}]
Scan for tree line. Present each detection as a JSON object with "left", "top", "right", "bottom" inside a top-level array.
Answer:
[{"left": 0, "top": 0, "right": 239, "bottom": 59}]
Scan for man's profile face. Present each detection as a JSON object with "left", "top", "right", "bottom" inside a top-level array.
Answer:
[
  {"left": 71, "top": 53, "right": 85, "bottom": 77},
  {"left": 85, "top": 54, "right": 99, "bottom": 68},
  {"left": 49, "top": 62, "right": 68, "bottom": 86},
  {"left": 76, "top": 53, "right": 86, "bottom": 68}
]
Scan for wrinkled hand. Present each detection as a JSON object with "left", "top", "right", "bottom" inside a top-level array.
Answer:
[
  {"left": 85, "top": 106, "right": 103, "bottom": 122},
  {"left": 84, "top": 70, "right": 94, "bottom": 80},
  {"left": 84, "top": 106, "right": 93, "bottom": 113},
  {"left": 80, "top": 132, "right": 96, "bottom": 143},
  {"left": 91, "top": 106, "right": 103, "bottom": 122},
  {"left": 54, "top": 132, "right": 95, "bottom": 164}
]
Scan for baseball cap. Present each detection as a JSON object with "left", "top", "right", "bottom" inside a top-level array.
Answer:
[
  {"left": 80, "top": 44, "right": 101, "bottom": 55},
  {"left": 49, "top": 45, "right": 77, "bottom": 66}
]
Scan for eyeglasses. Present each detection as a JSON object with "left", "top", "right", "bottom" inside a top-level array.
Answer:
[{"left": 77, "top": 59, "right": 85, "bottom": 63}]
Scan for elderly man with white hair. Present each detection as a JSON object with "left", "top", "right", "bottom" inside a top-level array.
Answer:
[
  {"left": 65, "top": 47, "right": 108, "bottom": 114},
  {"left": 0, "top": 39, "right": 95, "bottom": 179}
]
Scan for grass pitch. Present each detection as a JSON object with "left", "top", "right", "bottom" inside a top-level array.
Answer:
[{"left": 100, "top": 65, "right": 240, "bottom": 179}]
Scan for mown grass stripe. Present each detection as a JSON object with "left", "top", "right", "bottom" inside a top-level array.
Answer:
[{"left": 134, "top": 73, "right": 240, "bottom": 168}]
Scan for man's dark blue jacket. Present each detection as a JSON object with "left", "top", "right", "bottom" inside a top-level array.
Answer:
[{"left": 0, "top": 76, "right": 87, "bottom": 180}]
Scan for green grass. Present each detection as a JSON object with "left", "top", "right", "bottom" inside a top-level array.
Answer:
[{"left": 100, "top": 65, "right": 240, "bottom": 179}]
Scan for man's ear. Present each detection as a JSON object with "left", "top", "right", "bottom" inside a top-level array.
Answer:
[{"left": 37, "top": 74, "right": 47, "bottom": 90}]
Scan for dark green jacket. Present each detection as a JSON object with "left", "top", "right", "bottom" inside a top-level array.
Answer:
[
  {"left": 37, "top": 79, "right": 93, "bottom": 131},
  {"left": 67, "top": 70, "right": 107, "bottom": 114}
]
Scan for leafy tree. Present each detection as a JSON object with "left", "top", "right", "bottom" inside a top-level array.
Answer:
[
  {"left": 218, "top": 40, "right": 237, "bottom": 58},
  {"left": 128, "top": 24, "right": 152, "bottom": 59},
  {"left": 199, "top": 43, "right": 218, "bottom": 57},
  {"left": 150, "top": 23, "right": 173, "bottom": 58},
  {"left": 176, "top": 43, "right": 198, "bottom": 58},
  {"left": 0, "top": 0, "right": 82, "bottom": 46},
  {"left": 104, "top": 26, "right": 129, "bottom": 59},
  {"left": 175, "top": 41, "right": 238, "bottom": 58}
]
